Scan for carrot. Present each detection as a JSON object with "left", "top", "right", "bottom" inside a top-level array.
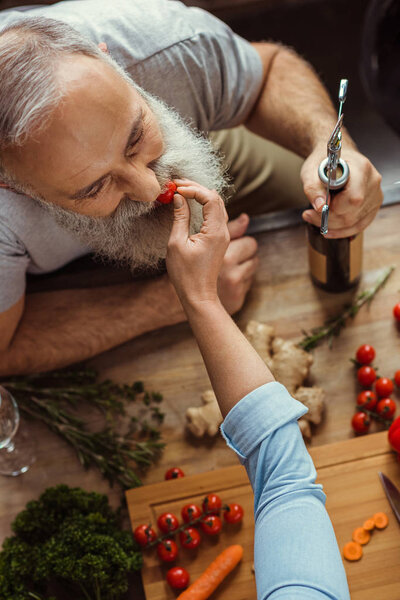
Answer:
[
  {"left": 343, "top": 541, "right": 363, "bottom": 561},
  {"left": 177, "top": 544, "right": 243, "bottom": 600},
  {"left": 352, "top": 526, "right": 371, "bottom": 545},
  {"left": 362, "top": 519, "right": 375, "bottom": 531},
  {"left": 373, "top": 512, "right": 389, "bottom": 529}
]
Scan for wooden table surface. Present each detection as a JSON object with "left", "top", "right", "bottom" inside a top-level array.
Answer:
[{"left": 1, "top": 204, "right": 400, "bottom": 591}]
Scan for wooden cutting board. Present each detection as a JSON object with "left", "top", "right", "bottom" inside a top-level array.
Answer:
[{"left": 126, "top": 432, "right": 400, "bottom": 600}]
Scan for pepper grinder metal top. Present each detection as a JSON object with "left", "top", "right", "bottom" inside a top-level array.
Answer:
[{"left": 318, "top": 79, "right": 350, "bottom": 235}]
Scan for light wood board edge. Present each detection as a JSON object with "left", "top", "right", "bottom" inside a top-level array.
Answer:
[{"left": 126, "top": 432, "right": 392, "bottom": 528}]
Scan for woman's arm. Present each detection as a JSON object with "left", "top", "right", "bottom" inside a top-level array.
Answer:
[{"left": 166, "top": 181, "right": 350, "bottom": 599}]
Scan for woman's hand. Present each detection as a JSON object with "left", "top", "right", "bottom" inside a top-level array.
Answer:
[{"left": 166, "top": 179, "right": 230, "bottom": 308}]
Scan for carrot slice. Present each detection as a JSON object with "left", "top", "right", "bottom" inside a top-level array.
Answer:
[
  {"left": 343, "top": 541, "right": 363, "bottom": 561},
  {"left": 373, "top": 512, "right": 389, "bottom": 529},
  {"left": 362, "top": 519, "right": 375, "bottom": 531},
  {"left": 352, "top": 526, "right": 371, "bottom": 545},
  {"left": 177, "top": 545, "right": 243, "bottom": 599}
]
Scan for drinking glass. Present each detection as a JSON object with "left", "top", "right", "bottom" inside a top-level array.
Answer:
[{"left": 0, "top": 385, "right": 36, "bottom": 476}]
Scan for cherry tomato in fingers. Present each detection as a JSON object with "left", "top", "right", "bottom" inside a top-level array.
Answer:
[
  {"left": 181, "top": 503, "right": 202, "bottom": 523},
  {"left": 375, "top": 377, "right": 394, "bottom": 398},
  {"left": 157, "top": 181, "right": 177, "bottom": 204},
  {"left": 356, "top": 344, "right": 376, "bottom": 365},
  {"left": 388, "top": 417, "right": 400, "bottom": 452},
  {"left": 179, "top": 527, "right": 201, "bottom": 549},
  {"left": 134, "top": 524, "right": 157, "bottom": 547},
  {"left": 356, "top": 390, "right": 377, "bottom": 411},
  {"left": 223, "top": 503, "right": 244, "bottom": 524},
  {"left": 165, "top": 467, "right": 185, "bottom": 480},
  {"left": 393, "top": 303, "right": 400, "bottom": 322},
  {"left": 394, "top": 371, "right": 400, "bottom": 388},
  {"left": 357, "top": 366, "right": 376, "bottom": 387},
  {"left": 200, "top": 514, "right": 222, "bottom": 536},
  {"left": 166, "top": 566, "right": 190, "bottom": 590},
  {"left": 352, "top": 412, "right": 371, "bottom": 434},
  {"left": 202, "top": 493, "right": 222, "bottom": 515},
  {"left": 157, "top": 512, "right": 179, "bottom": 534},
  {"left": 376, "top": 398, "right": 396, "bottom": 419},
  {"left": 157, "top": 539, "right": 178, "bottom": 562}
]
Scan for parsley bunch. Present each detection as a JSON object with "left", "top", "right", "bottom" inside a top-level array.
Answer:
[{"left": 0, "top": 485, "right": 142, "bottom": 600}]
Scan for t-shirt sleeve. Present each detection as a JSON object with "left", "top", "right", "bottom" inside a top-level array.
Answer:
[
  {"left": 132, "top": 11, "right": 264, "bottom": 132},
  {"left": 0, "top": 222, "right": 29, "bottom": 312},
  {"left": 27, "top": 0, "right": 264, "bottom": 132}
]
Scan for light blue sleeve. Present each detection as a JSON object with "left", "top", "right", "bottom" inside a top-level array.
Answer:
[{"left": 221, "top": 382, "right": 350, "bottom": 600}]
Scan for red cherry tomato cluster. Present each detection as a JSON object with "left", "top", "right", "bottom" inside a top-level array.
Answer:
[
  {"left": 352, "top": 345, "right": 398, "bottom": 434},
  {"left": 134, "top": 491, "right": 244, "bottom": 590}
]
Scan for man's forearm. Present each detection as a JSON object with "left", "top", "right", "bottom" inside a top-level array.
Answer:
[
  {"left": 0, "top": 275, "right": 185, "bottom": 375},
  {"left": 246, "top": 43, "right": 357, "bottom": 157}
]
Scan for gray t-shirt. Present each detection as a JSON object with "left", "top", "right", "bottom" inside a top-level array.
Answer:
[{"left": 0, "top": 0, "right": 263, "bottom": 311}]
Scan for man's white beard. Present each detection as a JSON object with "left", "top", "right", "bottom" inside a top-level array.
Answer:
[{"left": 39, "top": 85, "right": 229, "bottom": 272}]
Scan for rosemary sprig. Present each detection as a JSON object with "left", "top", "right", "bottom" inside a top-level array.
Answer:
[
  {"left": 299, "top": 265, "right": 395, "bottom": 352},
  {"left": 0, "top": 369, "right": 165, "bottom": 489}
]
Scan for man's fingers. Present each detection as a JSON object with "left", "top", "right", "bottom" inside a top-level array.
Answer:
[
  {"left": 168, "top": 193, "right": 191, "bottom": 244},
  {"left": 224, "top": 236, "right": 258, "bottom": 266},
  {"left": 324, "top": 210, "right": 376, "bottom": 239},
  {"left": 236, "top": 256, "right": 259, "bottom": 281},
  {"left": 227, "top": 213, "right": 249, "bottom": 240}
]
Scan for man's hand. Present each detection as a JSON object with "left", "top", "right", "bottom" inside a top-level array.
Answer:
[
  {"left": 217, "top": 213, "right": 259, "bottom": 314},
  {"left": 301, "top": 145, "right": 383, "bottom": 239}
]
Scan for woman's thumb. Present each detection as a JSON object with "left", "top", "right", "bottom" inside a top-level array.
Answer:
[{"left": 169, "top": 193, "right": 190, "bottom": 242}]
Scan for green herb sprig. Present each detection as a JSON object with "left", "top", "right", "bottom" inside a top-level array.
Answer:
[
  {"left": 299, "top": 265, "right": 395, "bottom": 352},
  {"left": 0, "top": 369, "right": 165, "bottom": 489}
]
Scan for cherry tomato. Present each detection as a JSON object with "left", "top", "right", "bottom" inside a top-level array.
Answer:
[
  {"left": 356, "top": 344, "right": 376, "bottom": 365},
  {"left": 388, "top": 417, "right": 400, "bottom": 452},
  {"left": 157, "top": 181, "right": 177, "bottom": 204},
  {"left": 356, "top": 390, "right": 377, "bottom": 411},
  {"left": 375, "top": 377, "right": 394, "bottom": 398},
  {"left": 376, "top": 398, "right": 396, "bottom": 419},
  {"left": 393, "top": 302, "right": 400, "bottom": 322},
  {"left": 157, "top": 512, "right": 179, "bottom": 534},
  {"left": 166, "top": 566, "right": 190, "bottom": 590},
  {"left": 157, "top": 539, "right": 178, "bottom": 562},
  {"left": 179, "top": 527, "right": 201, "bottom": 549},
  {"left": 394, "top": 371, "right": 400, "bottom": 388},
  {"left": 200, "top": 514, "right": 222, "bottom": 536},
  {"left": 223, "top": 503, "right": 244, "bottom": 524},
  {"left": 351, "top": 412, "right": 371, "bottom": 434},
  {"left": 202, "top": 493, "right": 222, "bottom": 515},
  {"left": 134, "top": 524, "right": 157, "bottom": 547},
  {"left": 165, "top": 467, "right": 185, "bottom": 480},
  {"left": 357, "top": 366, "right": 376, "bottom": 387},
  {"left": 181, "top": 503, "right": 202, "bottom": 523}
]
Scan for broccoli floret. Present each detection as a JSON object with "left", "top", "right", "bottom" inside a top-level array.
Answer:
[{"left": 0, "top": 486, "right": 142, "bottom": 600}]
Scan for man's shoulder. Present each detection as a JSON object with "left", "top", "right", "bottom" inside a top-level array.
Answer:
[
  {"left": 0, "top": 189, "right": 89, "bottom": 273},
  {"left": 2, "top": 0, "right": 224, "bottom": 65}
]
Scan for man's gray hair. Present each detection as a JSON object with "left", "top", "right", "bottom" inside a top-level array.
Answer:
[{"left": 0, "top": 16, "right": 116, "bottom": 190}]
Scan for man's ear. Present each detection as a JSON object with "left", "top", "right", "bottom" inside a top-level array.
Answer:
[{"left": 98, "top": 42, "right": 108, "bottom": 54}]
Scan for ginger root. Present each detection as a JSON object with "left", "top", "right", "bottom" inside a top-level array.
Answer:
[
  {"left": 188, "top": 321, "right": 324, "bottom": 440},
  {"left": 246, "top": 320, "right": 325, "bottom": 440},
  {"left": 186, "top": 390, "right": 222, "bottom": 437}
]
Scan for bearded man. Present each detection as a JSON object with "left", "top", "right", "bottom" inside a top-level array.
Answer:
[{"left": 0, "top": 0, "right": 382, "bottom": 375}]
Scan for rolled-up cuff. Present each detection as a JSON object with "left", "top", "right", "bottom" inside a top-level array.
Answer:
[{"left": 220, "top": 382, "right": 308, "bottom": 460}]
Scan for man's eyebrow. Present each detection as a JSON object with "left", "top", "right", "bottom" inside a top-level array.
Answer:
[{"left": 68, "top": 109, "right": 143, "bottom": 201}]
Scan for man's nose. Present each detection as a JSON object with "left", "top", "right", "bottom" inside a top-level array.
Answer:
[{"left": 120, "top": 162, "right": 161, "bottom": 202}]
